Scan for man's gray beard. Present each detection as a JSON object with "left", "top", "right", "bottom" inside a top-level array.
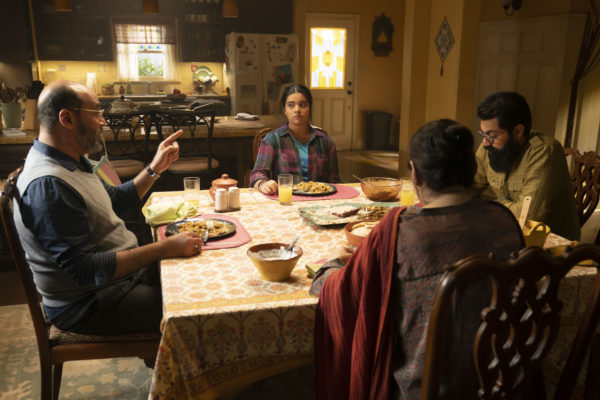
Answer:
[{"left": 78, "top": 124, "right": 103, "bottom": 155}]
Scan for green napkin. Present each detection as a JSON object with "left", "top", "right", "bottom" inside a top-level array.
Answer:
[{"left": 145, "top": 202, "right": 198, "bottom": 227}]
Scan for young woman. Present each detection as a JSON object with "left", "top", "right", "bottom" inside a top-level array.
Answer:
[
  {"left": 311, "top": 119, "right": 525, "bottom": 399},
  {"left": 249, "top": 84, "right": 339, "bottom": 195}
]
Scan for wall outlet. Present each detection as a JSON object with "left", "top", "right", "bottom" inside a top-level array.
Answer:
[{"left": 58, "top": 64, "right": 66, "bottom": 71}]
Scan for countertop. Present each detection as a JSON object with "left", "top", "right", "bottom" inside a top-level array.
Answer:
[{"left": 0, "top": 115, "right": 284, "bottom": 145}]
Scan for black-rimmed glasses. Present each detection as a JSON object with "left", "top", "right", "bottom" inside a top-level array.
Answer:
[{"left": 477, "top": 129, "right": 498, "bottom": 144}]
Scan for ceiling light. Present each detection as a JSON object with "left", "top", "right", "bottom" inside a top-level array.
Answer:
[
  {"left": 53, "top": 0, "right": 72, "bottom": 11},
  {"left": 223, "top": 0, "right": 239, "bottom": 18},
  {"left": 142, "top": 0, "right": 159, "bottom": 14}
]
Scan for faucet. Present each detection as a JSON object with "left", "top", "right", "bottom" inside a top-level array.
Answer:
[{"left": 146, "top": 82, "right": 151, "bottom": 95}]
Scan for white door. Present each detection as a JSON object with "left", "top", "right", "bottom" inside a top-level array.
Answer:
[{"left": 305, "top": 14, "right": 358, "bottom": 150}]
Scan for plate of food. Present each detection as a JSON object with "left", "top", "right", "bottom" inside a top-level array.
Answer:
[
  {"left": 292, "top": 181, "right": 337, "bottom": 196},
  {"left": 298, "top": 202, "right": 395, "bottom": 226},
  {"left": 166, "top": 218, "right": 236, "bottom": 240}
]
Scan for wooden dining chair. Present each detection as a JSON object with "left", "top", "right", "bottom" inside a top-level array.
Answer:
[
  {"left": 1, "top": 167, "right": 161, "bottom": 400},
  {"left": 420, "top": 244, "right": 600, "bottom": 400},
  {"left": 565, "top": 148, "right": 600, "bottom": 232}
]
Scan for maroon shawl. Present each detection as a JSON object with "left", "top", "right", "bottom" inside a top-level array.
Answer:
[{"left": 314, "top": 207, "right": 404, "bottom": 399}]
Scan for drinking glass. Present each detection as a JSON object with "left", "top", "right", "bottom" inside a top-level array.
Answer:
[
  {"left": 278, "top": 174, "right": 293, "bottom": 205},
  {"left": 400, "top": 178, "right": 416, "bottom": 206},
  {"left": 184, "top": 177, "right": 201, "bottom": 205}
]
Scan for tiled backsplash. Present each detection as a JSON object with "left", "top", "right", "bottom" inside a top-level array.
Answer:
[{"left": 38, "top": 60, "right": 226, "bottom": 95}]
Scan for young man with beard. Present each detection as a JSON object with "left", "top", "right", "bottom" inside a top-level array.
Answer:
[
  {"left": 13, "top": 80, "right": 205, "bottom": 335},
  {"left": 473, "top": 91, "right": 580, "bottom": 240}
]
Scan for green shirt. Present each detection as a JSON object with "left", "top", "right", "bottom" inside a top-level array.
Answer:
[{"left": 473, "top": 132, "right": 580, "bottom": 241}]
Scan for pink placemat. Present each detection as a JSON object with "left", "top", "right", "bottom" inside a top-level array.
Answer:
[
  {"left": 263, "top": 184, "right": 360, "bottom": 201},
  {"left": 157, "top": 214, "right": 251, "bottom": 250}
]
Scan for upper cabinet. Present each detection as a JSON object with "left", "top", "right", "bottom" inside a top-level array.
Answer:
[
  {"left": 180, "top": 0, "right": 225, "bottom": 61},
  {"left": 32, "top": 0, "right": 112, "bottom": 60}
]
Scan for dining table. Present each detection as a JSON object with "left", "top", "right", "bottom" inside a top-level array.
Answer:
[{"left": 143, "top": 184, "right": 597, "bottom": 400}]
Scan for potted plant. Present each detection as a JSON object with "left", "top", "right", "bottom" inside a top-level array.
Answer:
[{"left": 0, "top": 82, "right": 25, "bottom": 130}]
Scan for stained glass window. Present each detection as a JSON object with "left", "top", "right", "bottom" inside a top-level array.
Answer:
[
  {"left": 137, "top": 44, "right": 164, "bottom": 77},
  {"left": 310, "top": 28, "right": 346, "bottom": 89}
]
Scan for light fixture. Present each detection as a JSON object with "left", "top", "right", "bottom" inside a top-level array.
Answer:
[
  {"left": 53, "top": 0, "right": 72, "bottom": 11},
  {"left": 223, "top": 0, "right": 239, "bottom": 18},
  {"left": 142, "top": 0, "right": 159, "bottom": 14},
  {"left": 502, "top": 0, "right": 523, "bottom": 16}
]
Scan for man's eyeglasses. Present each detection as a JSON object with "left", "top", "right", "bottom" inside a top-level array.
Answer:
[
  {"left": 71, "top": 108, "right": 105, "bottom": 120},
  {"left": 477, "top": 129, "right": 499, "bottom": 144}
]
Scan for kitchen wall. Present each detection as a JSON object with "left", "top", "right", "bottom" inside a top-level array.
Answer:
[{"left": 37, "top": 60, "right": 226, "bottom": 96}]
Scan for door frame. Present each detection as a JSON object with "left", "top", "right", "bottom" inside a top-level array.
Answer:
[{"left": 304, "top": 13, "right": 359, "bottom": 149}]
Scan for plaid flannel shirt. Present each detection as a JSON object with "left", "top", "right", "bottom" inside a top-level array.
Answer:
[{"left": 249, "top": 124, "right": 340, "bottom": 187}]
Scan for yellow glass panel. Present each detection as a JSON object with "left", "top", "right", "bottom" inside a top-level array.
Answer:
[{"left": 310, "top": 27, "right": 346, "bottom": 89}]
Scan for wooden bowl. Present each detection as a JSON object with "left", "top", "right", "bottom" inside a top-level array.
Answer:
[
  {"left": 247, "top": 243, "right": 303, "bottom": 282},
  {"left": 344, "top": 220, "right": 378, "bottom": 247}
]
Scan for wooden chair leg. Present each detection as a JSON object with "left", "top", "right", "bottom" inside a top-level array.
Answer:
[
  {"left": 40, "top": 360, "right": 52, "bottom": 400},
  {"left": 585, "top": 333, "right": 600, "bottom": 400},
  {"left": 52, "top": 363, "right": 63, "bottom": 400}
]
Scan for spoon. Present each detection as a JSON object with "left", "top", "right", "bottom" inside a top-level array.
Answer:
[
  {"left": 284, "top": 235, "right": 300, "bottom": 254},
  {"left": 519, "top": 196, "right": 532, "bottom": 229},
  {"left": 353, "top": 174, "right": 363, "bottom": 183}
]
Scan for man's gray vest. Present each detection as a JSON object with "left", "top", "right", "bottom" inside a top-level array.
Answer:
[{"left": 14, "top": 147, "right": 138, "bottom": 307}]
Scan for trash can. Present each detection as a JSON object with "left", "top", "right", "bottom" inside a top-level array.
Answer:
[{"left": 365, "top": 111, "right": 392, "bottom": 150}]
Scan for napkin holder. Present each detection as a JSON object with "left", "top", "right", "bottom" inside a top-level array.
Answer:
[{"left": 523, "top": 219, "right": 550, "bottom": 248}]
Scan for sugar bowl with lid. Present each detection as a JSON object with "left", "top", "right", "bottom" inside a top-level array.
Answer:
[{"left": 209, "top": 174, "right": 238, "bottom": 201}]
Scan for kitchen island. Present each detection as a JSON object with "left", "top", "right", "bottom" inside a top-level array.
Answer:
[{"left": 0, "top": 115, "right": 284, "bottom": 183}]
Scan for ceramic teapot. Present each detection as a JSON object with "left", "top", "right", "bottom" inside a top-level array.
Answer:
[{"left": 209, "top": 174, "right": 238, "bottom": 200}]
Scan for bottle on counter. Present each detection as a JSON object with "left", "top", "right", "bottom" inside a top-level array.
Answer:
[
  {"left": 215, "top": 188, "right": 228, "bottom": 212},
  {"left": 228, "top": 187, "right": 240, "bottom": 211}
]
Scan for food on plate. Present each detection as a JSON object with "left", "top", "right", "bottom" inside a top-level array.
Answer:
[
  {"left": 294, "top": 181, "right": 332, "bottom": 193},
  {"left": 330, "top": 205, "right": 361, "bottom": 218},
  {"left": 357, "top": 206, "right": 390, "bottom": 220},
  {"left": 173, "top": 88, "right": 181, "bottom": 95},
  {"left": 177, "top": 219, "right": 233, "bottom": 237},
  {"left": 350, "top": 221, "right": 379, "bottom": 237}
]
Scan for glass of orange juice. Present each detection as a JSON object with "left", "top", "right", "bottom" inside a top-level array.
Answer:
[
  {"left": 400, "top": 178, "right": 416, "bottom": 206},
  {"left": 278, "top": 174, "right": 293, "bottom": 205}
]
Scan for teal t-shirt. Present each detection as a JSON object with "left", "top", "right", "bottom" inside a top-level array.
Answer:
[{"left": 290, "top": 134, "right": 314, "bottom": 181}]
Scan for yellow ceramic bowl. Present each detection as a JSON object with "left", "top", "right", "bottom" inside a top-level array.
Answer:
[
  {"left": 523, "top": 219, "right": 551, "bottom": 248},
  {"left": 247, "top": 243, "right": 303, "bottom": 282}
]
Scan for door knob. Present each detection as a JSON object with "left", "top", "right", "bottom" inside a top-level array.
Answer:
[{"left": 347, "top": 90, "right": 353, "bottom": 95}]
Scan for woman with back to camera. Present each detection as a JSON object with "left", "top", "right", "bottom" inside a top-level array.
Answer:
[
  {"left": 310, "top": 119, "right": 525, "bottom": 399},
  {"left": 249, "top": 84, "right": 339, "bottom": 194}
]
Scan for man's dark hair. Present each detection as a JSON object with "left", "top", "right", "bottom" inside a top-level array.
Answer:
[
  {"left": 280, "top": 83, "right": 313, "bottom": 117},
  {"left": 409, "top": 119, "right": 477, "bottom": 192},
  {"left": 477, "top": 91, "right": 532, "bottom": 136},
  {"left": 37, "top": 84, "right": 83, "bottom": 130}
]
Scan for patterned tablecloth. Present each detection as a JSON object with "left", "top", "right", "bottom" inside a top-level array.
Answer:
[{"left": 145, "top": 186, "right": 597, "bottom": 399}]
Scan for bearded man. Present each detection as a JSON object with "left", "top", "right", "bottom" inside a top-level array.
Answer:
[
  {"left": 13, "top": 80, "right": 204, "bottom": 335},
  {"left": 473, "top": 91, "right": 580, "bottom": 240}
]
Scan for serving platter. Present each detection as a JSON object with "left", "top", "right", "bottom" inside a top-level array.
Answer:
[
  {"left": 166, "top": 218, "right": 236, "bottom": 241},
  {"left": 298, "top": 202, "right": 397, "bottom": 226},
  {"left": 292, "top": 182, "right": 337, "bottom": 196}
]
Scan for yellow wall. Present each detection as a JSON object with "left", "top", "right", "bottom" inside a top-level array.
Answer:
[
  {"left": 481, "top": 0, "right": 589, "bottom": 21},
  {"left": 37, "top": 60, "right": 226, "bottom": 96},
  {"left": 294, "top": 0, "right": 404, "bottom": 149}
]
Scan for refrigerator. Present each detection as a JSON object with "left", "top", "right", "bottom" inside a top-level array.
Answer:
[{"left": 224, "top": 32, "right": 299, "bottom": 115}]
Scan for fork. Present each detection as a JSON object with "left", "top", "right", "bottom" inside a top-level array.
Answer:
[{"left": 202, "top": 220, "right": 213, "bottom": 243}]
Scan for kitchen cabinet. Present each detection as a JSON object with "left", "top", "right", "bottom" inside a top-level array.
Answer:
[
  {"left": 32, "top": 0, "right": 112, "bottom": 61},
  {"left": 180, "top": 0, "right": 225, "bottom": 62}
]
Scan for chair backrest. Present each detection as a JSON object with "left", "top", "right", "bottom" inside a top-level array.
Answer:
[
  {"left": 253, "top": 128, "right": 272, "bottom": 163},
  {"left": 0, "top": 167, "right": 53, "bottom": 359},
  {"left": 150, "top": 105, "right": 216, "bottom": 172},
  {"left": 420, "top": 245, "right": 600, "bottom": 400},
  {"left": 101, "top": 111, "right": 148, "bottom": 163},
  {"left": 565, "top": 147, "right": 600, "bottom": 226}
]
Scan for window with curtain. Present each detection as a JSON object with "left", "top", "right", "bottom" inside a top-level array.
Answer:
[{"left": 114, "top": 22, "right": 178, "bottom": 81}]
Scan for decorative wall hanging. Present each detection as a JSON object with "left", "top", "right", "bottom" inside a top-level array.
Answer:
[
  {"left": 371, "top": 14, "right": 394, "bottom": 57},
  {"left": 434, "top": 17, "right": 454, "bottom": 76}
]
